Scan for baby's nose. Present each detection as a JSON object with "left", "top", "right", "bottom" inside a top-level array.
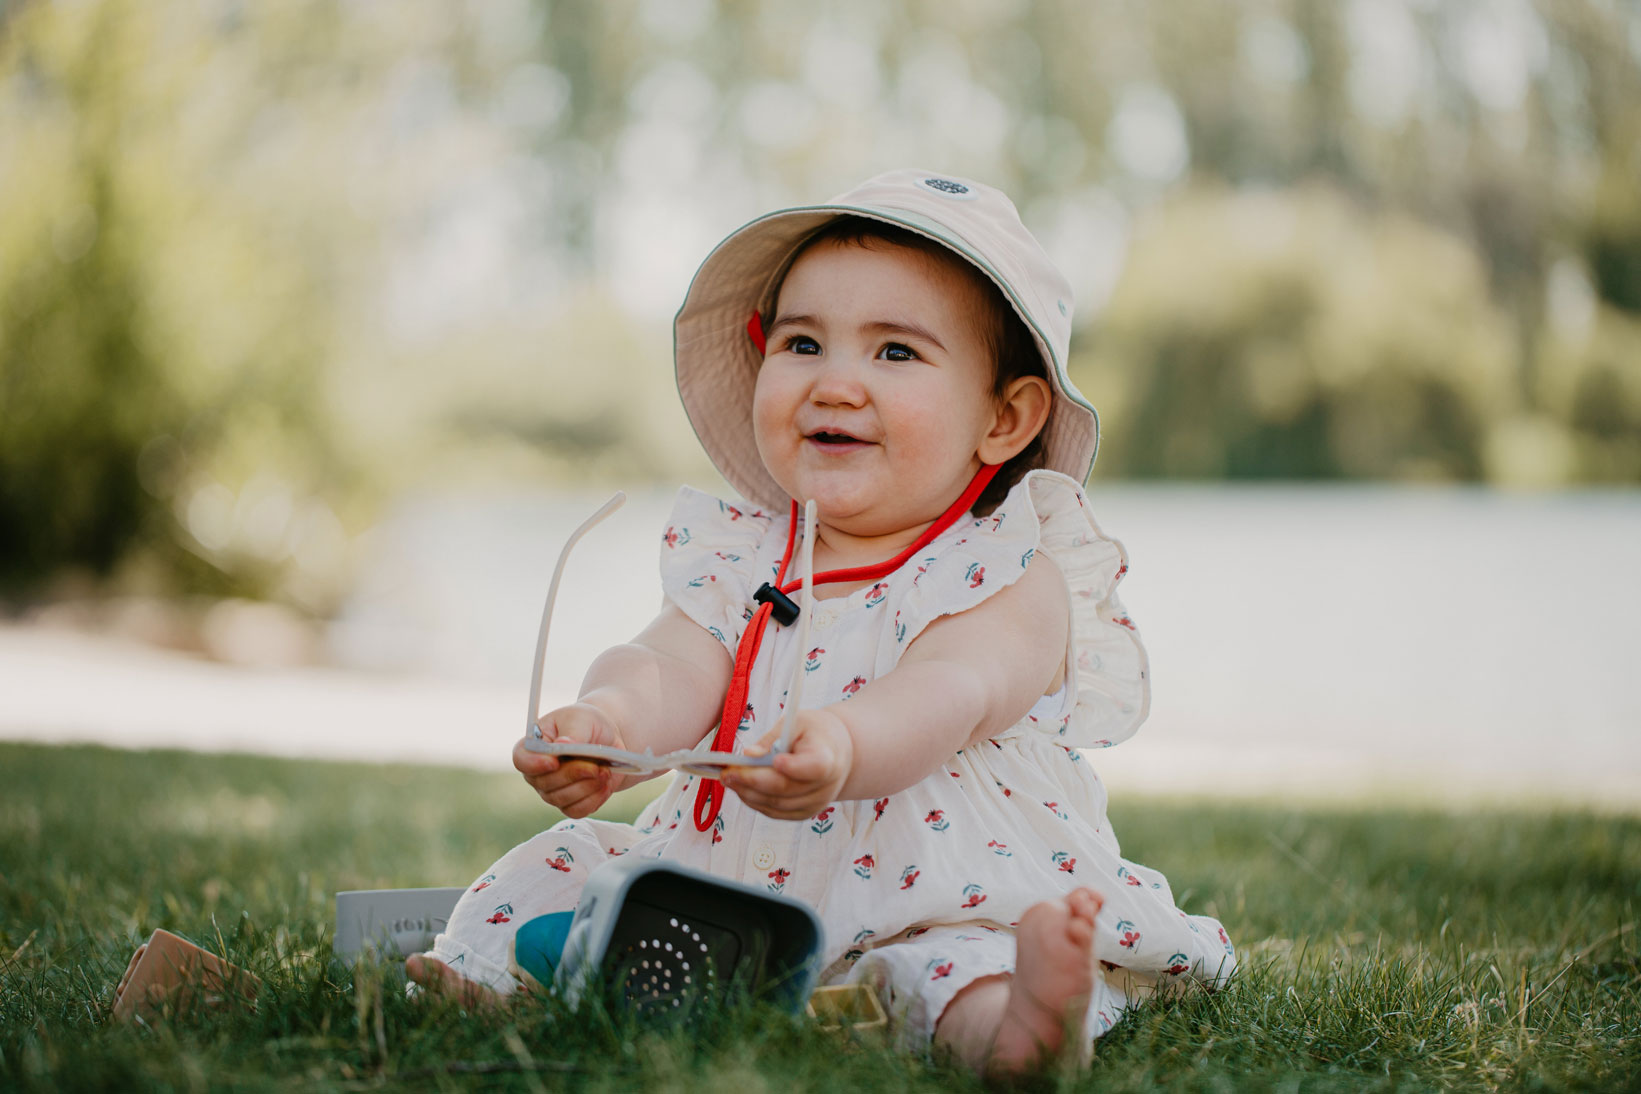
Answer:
[{"left": 808, "top": 356, "right": 869, "bottom": 406}]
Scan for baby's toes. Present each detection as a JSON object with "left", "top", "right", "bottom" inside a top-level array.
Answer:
[
  {"left": 1018, "top": 894, "right": 1073, "bottom": 937},
  {"left": 405, "top": 954, "right": 444, "bottom": 993},
  {"left": 1066, "top": 886, "right": 1104, "bottom": 924},
  {"left": 406, "top": 953, "right": 507, "bottom": 1009},
  {"left": 1066, "top": 911, "right": 1095, "bottom": 949}
]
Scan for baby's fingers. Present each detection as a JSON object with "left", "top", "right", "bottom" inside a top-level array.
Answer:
[
  {"left": 741, "top": 725, "right": 783, "bottom": 759},
  {"left": 532, "top": 763, "right": 614, "bottom": 814},
  {"left": 728, "top": 781, "right": 829, "bottom": 821},
  {"left": 513, "top": 737, "right": 562, "bottom": 777},
  {"left": 770, "top": 749, "right": 833, "bottom": 784},
  {"left": 724, "top": 765, "right": 828, "bottom": 819},
  {"left": 550, "top": 777, "right": 612, "bottom": 819},
  {"left": 722, "top": 761, "right": 798, "bottom": 798},
  {"left": 531, "top": 759, "right": 599, "bottom": 791}
]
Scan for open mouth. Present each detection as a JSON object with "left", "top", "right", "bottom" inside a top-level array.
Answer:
[{"left": 807, "top": 430, "right": 868, "bottom": 446}]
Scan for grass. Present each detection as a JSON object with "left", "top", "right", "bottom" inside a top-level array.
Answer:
[{"left": 1, "top": 741, "right": 1636, "bottom": 1091}]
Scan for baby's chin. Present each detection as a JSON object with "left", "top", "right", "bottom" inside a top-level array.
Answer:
[
  {"left": 805, "top": 491, "right": 955, "bottom": 544},
  {"left": 767, "top": 482, "right": 871, "bottom": 535}
]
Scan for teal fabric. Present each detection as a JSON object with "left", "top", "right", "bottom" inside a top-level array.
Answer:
[{"left": 512, "top": 911, "right": 575, "bottom": 990}]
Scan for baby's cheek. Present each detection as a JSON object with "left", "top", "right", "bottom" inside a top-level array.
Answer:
[
  {"left": 901, "top": 403, "right": 974, "bottom": 464},
  {"left": 750, "top": 376, "right": 788, "bottom": 450},
  {"left": 751, "top": 394, "right": 805, "bottom": 495}
]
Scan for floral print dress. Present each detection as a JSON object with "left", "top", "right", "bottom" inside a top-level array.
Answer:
[{"left": 427, "top": 470, "right": 1235, "bottom": 1047}]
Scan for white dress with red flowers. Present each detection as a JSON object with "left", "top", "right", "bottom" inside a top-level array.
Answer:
[{"left": 426, "top": 469, "right": 1235, "bottom": 1046}]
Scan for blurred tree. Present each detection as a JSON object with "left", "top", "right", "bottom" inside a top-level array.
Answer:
[
  {"left": 1073, "top": 186, "right": 1519, "bottom": 481},
  {"left": 1, "top": 158, "right": 159, "bottom": 584},
  {"left": 0, "top": 1, "right": 354, "bottom": 605}
]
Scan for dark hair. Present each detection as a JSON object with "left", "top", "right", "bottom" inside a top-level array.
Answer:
[{"left": 763, "top": 216, "right": 1046, "bottom": 515}]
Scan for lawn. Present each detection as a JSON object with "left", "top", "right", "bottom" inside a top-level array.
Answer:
[{"left": 1, "top": 741, "right": 1636, "bottom": 1091}]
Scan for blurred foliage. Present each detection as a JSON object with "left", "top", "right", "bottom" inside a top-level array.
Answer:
[
  {"left": 0, "top": 1, "right": 367, "bottom": 607},
  {"left": 1076, "top": 185, "right": 1522, "bottom": 481},
  {"left": 1, "top": 0, "right": 1639, "bottom": 605}
]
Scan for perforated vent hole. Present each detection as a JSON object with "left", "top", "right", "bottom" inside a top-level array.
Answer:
[{"left": 615, "top": 909, "right": 727, "bottom": 1014}]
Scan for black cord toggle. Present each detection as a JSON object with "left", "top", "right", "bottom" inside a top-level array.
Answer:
[{"left": 753, "top": 582, "right": 800, "bottom": 626}]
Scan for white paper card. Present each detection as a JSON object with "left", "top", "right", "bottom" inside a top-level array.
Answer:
[{"left": 333, "top": 887, "right": 466, "bottom": 962}]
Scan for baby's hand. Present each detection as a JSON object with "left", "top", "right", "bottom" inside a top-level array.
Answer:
[
  {"left": 724, "top": 710, "right": 853, "bottom": 821},
  {"left": 512, "top": 703, "right": 626, "bottom": 819}
]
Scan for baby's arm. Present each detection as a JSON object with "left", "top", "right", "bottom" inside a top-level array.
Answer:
[
  {"left": 513, "top": 601, "right": 732, "bottom": 818},
  {"left": 727, "top": 554, "right": 1069, "bottom": 820}
]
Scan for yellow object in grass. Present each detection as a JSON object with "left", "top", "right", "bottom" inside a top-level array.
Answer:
[{"left": 806, "top": 983, "right": 887, "bottom": 1033}]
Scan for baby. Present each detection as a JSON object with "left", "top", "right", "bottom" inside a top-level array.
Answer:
[{"left": 409, "top": 170, "right": 1234, "bottom": 1074}]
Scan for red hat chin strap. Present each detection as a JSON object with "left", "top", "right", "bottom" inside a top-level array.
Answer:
[
  {"left": 746, "top": 311, "right": 766, "bottom": 355},
  {"left": 692, "top": 462, "right": 1003, "bottom": 831}
]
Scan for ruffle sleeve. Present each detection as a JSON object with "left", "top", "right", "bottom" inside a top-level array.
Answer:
[
  {"left": 656, "top": 488, "right": 775, "bottom": 659},
  {"left": 885, "top": 469, "right": 1150, "bottom": 749},
  {"left": 1026, "top": 472, "right": 1151, "bottom": 748}
]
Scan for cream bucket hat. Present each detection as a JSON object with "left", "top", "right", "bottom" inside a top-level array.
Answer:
[{"left": 674, "top": 168, "right": 1099, "bottom": 512}]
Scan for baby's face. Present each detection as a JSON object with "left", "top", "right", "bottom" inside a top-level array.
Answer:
[{"left": 753, "top": 239, "right": 1000, "bottom": 538}]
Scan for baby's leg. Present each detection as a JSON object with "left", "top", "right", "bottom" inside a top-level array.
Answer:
[
  {"left": 934, "top": 887, "right": 1104, "bottom": 1075},
  {"left": 406, "top": 952, "right": 505, "bottom": 1007},
  {"left": 409, "top": 818, "right": 625, "bottom": 1002}
]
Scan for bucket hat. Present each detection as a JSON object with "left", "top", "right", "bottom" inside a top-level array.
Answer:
[{"left": 674, "top": 168, "right": 1098, "bottom": 513}]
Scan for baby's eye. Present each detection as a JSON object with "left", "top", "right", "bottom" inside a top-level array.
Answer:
[
  {"left": 786, "top": 335, "right": 821, "bottom": 355},
  {"left": 879, "top": 342, "right": 918, "bottom": 363}
]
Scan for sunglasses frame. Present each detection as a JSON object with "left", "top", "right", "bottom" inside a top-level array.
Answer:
[{"left": 522, "top": 494, "right": 818, "bottom": 778}]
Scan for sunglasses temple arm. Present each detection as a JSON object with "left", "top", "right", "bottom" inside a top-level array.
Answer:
[
  {"left": 526, "top": 491, "right": 627, "bottom": 737},
  {"left": 773, "top": 498, "right": 817, "bottom": 756}
]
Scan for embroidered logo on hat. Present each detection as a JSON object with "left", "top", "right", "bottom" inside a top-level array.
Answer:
[{"left": 919, "top": 176, "right": 978, "bottom": 200}]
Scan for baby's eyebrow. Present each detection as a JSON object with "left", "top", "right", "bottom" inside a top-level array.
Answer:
[
  {"left": 766, "top": 313, "right": 820, "bottom": 336},
  {"left": 863, "top": 319, "right": 947, "bottom": 352}
]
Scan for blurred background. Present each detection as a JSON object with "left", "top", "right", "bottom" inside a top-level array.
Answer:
[{"left": 1, "top": 0, "right": 1637, "bottom": 802}]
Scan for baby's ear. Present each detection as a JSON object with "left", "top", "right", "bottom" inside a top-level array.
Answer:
[{"left": 978, "top": 375, "right": 1052, "bottom": 465}]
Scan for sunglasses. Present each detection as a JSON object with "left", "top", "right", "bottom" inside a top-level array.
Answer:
[{"left": 521, "top": 492, "right": 818, "bottom": 778}]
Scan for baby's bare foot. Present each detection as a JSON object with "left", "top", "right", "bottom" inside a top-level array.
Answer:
[
  {"left": 405, "top": 953, "right": 506, "bottom": 1009},
  {"left": 990, "top": 887, "right": 1104, "bottom": 1074}
]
